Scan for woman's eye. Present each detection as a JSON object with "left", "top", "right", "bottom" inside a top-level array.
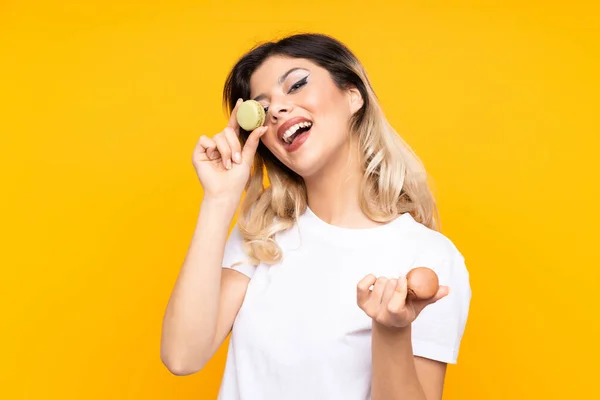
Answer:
[
  {"left": 289, "top": 76, "right": 308, "bottom": 93},
  {"left": 263, "top": 106, "right": 269, "bottom": 114}
]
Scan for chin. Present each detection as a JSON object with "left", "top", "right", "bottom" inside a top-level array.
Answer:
[
  {"left": 266, "top": 134, "right": 343, "bottom": 178},
  {"left": 286, "top": 152, "right": 327, "bottom": 179}
]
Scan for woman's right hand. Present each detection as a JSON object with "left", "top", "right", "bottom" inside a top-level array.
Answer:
[{"left": 192, "top": 98, "right": 267, "bottom": 201}]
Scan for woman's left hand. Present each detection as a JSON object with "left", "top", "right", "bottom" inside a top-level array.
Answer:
[{"left": 356, "top": 274, "right": 449, "bottom": 329}]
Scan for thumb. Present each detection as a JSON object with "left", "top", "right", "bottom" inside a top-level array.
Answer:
[
  {"left": 413, "top": 285, "right": 449, "bottom": 314},
  {"left": 426, "top": 285, "right": 450, "bottom": 305},
  {"left": 242, "top": 126, "right": 267, "bottom": 164}
]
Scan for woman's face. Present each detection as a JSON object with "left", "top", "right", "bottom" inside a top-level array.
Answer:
[{"left": 249, "top": 56, "right": 363, "bottom": 178}]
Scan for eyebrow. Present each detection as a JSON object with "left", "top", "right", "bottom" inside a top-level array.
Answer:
[{"left": 252, "top": 67, "right": 309, "bottom": 102}]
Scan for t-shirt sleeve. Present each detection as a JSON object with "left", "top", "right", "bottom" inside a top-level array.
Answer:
[
  {"left": 410, "top": 240, "right": 472, "bottom": 364},
  {"left": 222, "top": 223, "right": 258, "bottom": 278}
]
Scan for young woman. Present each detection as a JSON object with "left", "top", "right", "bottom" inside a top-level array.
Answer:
[{"left": 161, "top": 33, "right": 472, "bottom": 400}]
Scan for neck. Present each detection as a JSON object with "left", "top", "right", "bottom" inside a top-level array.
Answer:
[{"left": 304, "top": 138, "right": 382, "bottom": 229}]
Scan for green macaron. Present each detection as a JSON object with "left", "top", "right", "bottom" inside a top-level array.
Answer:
[{"left": 236, "top": 100, "right": 266, "bottom": 131}]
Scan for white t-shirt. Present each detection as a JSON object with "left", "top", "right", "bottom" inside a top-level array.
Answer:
[{"left": 217, "top": 207, "right": 471, "bottom": 400}]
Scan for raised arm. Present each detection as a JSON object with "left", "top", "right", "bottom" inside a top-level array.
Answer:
[{"left": 160, "top": 98, "right": 267, "bottom": 375}]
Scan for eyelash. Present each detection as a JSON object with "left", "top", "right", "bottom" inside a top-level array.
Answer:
[
  {"left": 289, "top": 76, "right": 308, "bottom": 92},
  {"left": 262, "top": 76, "right": 309, "bottom": 114}
]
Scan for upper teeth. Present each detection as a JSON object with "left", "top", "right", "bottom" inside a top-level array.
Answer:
[{"left": 282, "top": 121, "right": 312, "bottom": 143}]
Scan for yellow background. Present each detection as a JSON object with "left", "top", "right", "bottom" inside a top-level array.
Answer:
[{"left": 1, "top": 1, "right": 598, "bottom": 399}]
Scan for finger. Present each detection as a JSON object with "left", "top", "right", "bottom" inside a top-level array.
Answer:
[
  {"left": 193, "top": 135, "right": 217, "bottom": 162},
  {"left": 223, "top": 127, "right": 243, "bottom": 164},
  {"left": 430, "top": 285, "right": 450, "bottom": 304},
  {"left": 381, "top": 278, "right": 397, "bottom": 307},
  {"left": 226, "top": 98, "right": 244, "bottom": 132},
  {"left": 416, "top": 285, "right": 451, "bottom": 307},
  {"left": 371, "top": 277, "right": 389, "bottom": 304},
  {"left": 241, "top": 126, "right": 268, "bottom": 165},
  {"left": 213, "top": 134, "right": 232, "bottom": 170},
  {"left": 387, "top": 276, "right": 407, "bottom": 314},
  {"left": 207, "top": 148, "right": 218, "bottom": 160},
  {"left": 357, "top": 274, "right": 378, "bottom": 307}
]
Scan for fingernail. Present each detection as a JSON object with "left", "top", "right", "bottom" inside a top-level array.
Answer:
[
  {"left": 233, "top": 152, "right": 241, "bottom": 163},
  {"left": 237, "top": 98, "right": 243, "bottom": 104},
  {"left": 226, "top": 159, "right": 232, "bottom": 170}
]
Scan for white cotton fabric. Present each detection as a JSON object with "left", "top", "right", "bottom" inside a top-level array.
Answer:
[{"left": 217, "top": 207, "right": 471, "bottom": 400}]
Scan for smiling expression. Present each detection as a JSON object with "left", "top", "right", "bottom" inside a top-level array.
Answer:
[{"left": 249, "top": 56, "right": 363, "bottom": 178}]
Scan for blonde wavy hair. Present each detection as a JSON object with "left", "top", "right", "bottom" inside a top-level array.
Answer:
[{"left": 223, "top": 33, "right": 439, "bottom": 265}]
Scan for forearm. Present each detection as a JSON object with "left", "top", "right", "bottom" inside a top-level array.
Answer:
[
  {"left": 371, "top": 322, "right": 426, "bottom": 400},
  {"left": 161, "top": 196, "right": 238, "bottom": 371}
]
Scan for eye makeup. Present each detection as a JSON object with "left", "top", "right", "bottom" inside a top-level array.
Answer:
[
  {"left": 254, "top": 71, "right": 311, "bottom": 115},
  {"left": 288, "top": 75, "right": 309, "bottom": 93}
]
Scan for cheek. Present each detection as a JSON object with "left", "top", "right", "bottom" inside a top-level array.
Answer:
[
  {"left": 304, "top": 88, "right": 349, "bottom": 126},
  {"left": 302, "top": 88, "right": 337, "bottom": 114},
  {"left": 262, "top": 130, "right": 278, "bottom": 149},
  {"left": 260, "top": 132, "right": 285, "bottom": 159}
]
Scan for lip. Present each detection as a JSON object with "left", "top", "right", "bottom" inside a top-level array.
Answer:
[{"left": 276, "top": 116, "right": 313, "bottom": 142}]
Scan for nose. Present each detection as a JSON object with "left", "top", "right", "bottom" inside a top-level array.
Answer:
[{"left": 268, "top": 97, "right": 294, "bottom": 122}]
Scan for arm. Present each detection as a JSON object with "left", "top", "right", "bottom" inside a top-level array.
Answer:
[
  {"left": 359, "top": 239, "right": 471, "bottom": 399},
  {"left": 160, "top": 197, "right": 249, "bottom": 376},
  {"left": 357, "top": 274, "right": 453, "bottom": 400},
  {"left": 371, "top": 322, "right": 446, "bottom": 400}
]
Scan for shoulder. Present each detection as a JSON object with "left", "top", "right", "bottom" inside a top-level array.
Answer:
[{"left": 398, "top": 214, "right": 463, "bottom": 260}]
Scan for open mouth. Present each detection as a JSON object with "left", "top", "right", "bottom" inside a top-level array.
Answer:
[{"left": 281, "top": 121, "right": 313, "bottom": 145}]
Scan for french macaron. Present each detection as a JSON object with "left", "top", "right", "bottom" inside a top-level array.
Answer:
[{"left": 236, "top": 100, "right": 266, "bottom": 131}]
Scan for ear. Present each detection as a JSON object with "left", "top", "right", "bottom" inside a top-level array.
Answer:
[{"left": 347, "top": 86, "right": 364, "bottom": 115}]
